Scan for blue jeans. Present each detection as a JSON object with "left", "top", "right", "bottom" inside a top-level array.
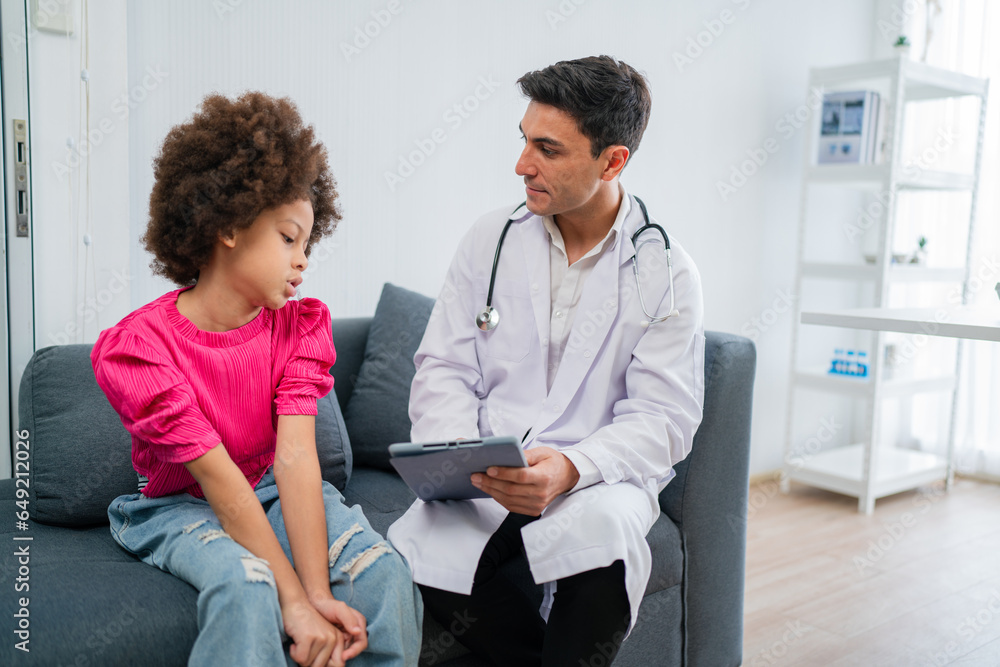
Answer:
[{"left": 108, "top": 470, "right": 422, "bottom": 666}]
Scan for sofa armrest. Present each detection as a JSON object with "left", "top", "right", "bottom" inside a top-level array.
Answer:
[
  {"left": 330, "top": 317, "right": 373, "bottom": 416},
  {"left": 659, "top": 332, "right": 755, "bottom": 667}
]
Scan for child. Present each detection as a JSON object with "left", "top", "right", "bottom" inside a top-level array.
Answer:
[{"left": 91, "top": 92, "right": 422, "bottom": 666}]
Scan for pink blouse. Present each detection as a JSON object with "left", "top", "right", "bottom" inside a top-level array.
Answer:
[{"left": 91, "top": 287, "right": 336, "bottom": 498}]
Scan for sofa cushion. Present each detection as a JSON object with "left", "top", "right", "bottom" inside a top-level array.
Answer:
[
  {"left": 0, "top": 495, "right": 199, "bottom": 666},
  {"left": 21, "top": 345, "right": 139, "bottom": 527},
  {"left": 316, "top": 389, "right": 353, "bottom": 492},
  {"left": 344, "top": 283, "right": 435, "bottom": 470},
  {"left": 21, "top": 342, "right": 352, "bottom": 527},
  {"left": 342, "top": 467, "right": 417, "bottom": 538}
]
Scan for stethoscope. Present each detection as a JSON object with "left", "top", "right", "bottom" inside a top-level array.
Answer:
[{"left": 475, "top": 195, "right": 679, "bottom": 331}]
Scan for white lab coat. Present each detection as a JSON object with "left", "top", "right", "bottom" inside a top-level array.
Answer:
[{"left": 387, "top": 191, "right": 705, "bottom": 631}]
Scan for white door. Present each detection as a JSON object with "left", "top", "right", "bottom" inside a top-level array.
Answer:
[{"left": 1, "top": 0, "right": 35, "bottom": 479}]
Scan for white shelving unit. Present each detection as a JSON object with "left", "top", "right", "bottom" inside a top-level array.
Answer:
[{"left": 782, "top": 57, "right": 989, "bottom": 514}]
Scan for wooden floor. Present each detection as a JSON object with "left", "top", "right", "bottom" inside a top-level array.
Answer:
[{"left": 742, "top": 477, "right": 1000, "bottom": 666}]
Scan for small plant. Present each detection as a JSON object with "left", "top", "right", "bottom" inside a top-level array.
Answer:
[
  {"left": 911, "top": 235, "right": 928, "bottom": 264},
  {"left": 894, "top": 35, "right": 911, "bottom": 47}
]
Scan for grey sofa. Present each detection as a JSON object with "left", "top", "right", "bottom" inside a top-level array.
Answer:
[{"left": 0, "top": 284, "right": 755, "bottom": 666}]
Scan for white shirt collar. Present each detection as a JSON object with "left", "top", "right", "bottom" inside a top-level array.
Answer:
[{"left": 542, "top": 182, "right": 631, "bottom": 260}]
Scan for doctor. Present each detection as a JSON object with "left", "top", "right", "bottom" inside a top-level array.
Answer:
[{"left": 388, "top": 56, "right": 704, "bottom": 666}]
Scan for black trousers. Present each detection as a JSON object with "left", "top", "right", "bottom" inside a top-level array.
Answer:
[{"left": 418, "top": 512, "right": 631, "bottom": 667}]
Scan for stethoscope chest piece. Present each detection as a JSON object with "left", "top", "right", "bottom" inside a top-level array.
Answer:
[{"left": 476, "top": 306, "right": 499, "bottom": 331}]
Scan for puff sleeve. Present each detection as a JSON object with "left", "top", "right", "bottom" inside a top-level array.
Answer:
[
  {"left": 91, "top": 327, "right": 223, "bottom": 464},
  {"left": 274, "top": 298, "right": 336, "bottom": 416}
]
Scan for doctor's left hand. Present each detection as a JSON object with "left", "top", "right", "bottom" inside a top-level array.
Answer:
[{"left": 471, "top": 446, "right": 580, "bottom": 516}]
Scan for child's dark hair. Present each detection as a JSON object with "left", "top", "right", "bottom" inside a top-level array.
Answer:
[
  {"left": 517, "top": 56, "right": 651, "bottom": 160},
  {"left": 143, "top": 91, "right": 341, "bottom": 285}
]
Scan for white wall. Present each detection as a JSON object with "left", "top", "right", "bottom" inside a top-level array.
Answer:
[
  {"left": 29, "top": 0, "right": 131, "bottom": 350},
  {"left": 29, "top": 0, "right": 878, "bottom": 476}
]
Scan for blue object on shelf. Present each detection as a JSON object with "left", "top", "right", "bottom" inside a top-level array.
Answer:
[{"left": 828, "top": 348, "right": 869, "bottom": 378}]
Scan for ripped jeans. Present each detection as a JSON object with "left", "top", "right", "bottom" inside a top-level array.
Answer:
[{"left": 107, "top": 469, "right": 422, "bottom": 666}]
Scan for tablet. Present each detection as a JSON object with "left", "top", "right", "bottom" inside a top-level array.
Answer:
[{"left": 388, "top": 435, "right": 528, "bottom": 501}]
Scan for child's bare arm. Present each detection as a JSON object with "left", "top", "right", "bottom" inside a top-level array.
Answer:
[
  {"left": 273, "top": 415, "right": 334, "bottom": 601},
  {"left": 185, "top": 444, "right": 346, "bottom": 667},
  {"left": 274, "top": 414, "right": 368, "bottom": 659}
]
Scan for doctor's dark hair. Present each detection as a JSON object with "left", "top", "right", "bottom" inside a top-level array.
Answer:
[
  {"left": 517, "top": 56, "right": 651, "bottom": 160},
  {"left": 142, "top": 91, "right": 341, "bottom": 286}
]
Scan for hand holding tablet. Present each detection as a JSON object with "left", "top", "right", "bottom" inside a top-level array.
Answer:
[{"left": 388, "top": 436, "right": 528, "bottom": 501}]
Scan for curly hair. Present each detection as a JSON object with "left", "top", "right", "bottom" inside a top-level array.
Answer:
[{"left": 143, "top": 91, "right": 341, "bottom": 285}]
